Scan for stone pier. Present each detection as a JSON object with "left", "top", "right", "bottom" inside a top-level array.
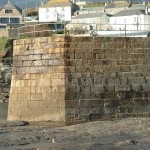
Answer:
[{"left": 8, "top": 36, "right": 150, "bottom": 123}]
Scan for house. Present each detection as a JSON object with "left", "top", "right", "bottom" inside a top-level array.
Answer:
[
  {"left": 74, "top": 7, "right": 104, "bottom": 16},
  {"left": 20, "top": 0, "right": 49, "bottom": 23},
  {"left": 0, "top": 1, "right": 24, "bottom": 29},
  {"left": 67, "top": 12, "right": 109, "bottom": 30},
  {"left": 7, "top": 0, "right": 49, "bottom": 23},
  {"left": 109, "top": 8, "right": 150, "bottom": 31},
  {"left": 129, "top": 2, "right": 150, "bottom": 13},
  {"left": 105, "top": 0, "right": 130, "bottom": 15},
  {"left": 39, "top": 0, "right": 79, "bottom": 22}
]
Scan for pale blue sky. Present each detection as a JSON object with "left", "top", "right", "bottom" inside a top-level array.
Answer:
[
  {"left": 0, "top": 0, "right": 49, "bottom": 9},
  {"left": 0, "top": 0, "right": 148, "bottom": 9}
]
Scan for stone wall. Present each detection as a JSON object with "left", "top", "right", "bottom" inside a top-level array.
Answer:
[
  {"left": 8, "top": 36, "right": 150, "bottom": 123},
  {"left": 8, "top": 36, "right": 67, "bottom": 121},
  {"left": 65, "top": 37, "right": 150, "bottom": 122}
]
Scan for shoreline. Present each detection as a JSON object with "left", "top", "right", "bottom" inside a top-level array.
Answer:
[{"left": 0, "top": 117, "right": 149, "bottom": 150}]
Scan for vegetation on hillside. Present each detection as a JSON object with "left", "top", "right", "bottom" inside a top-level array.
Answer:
[{"left": 0, "top": 37, "right": 13, "bottom": 51}]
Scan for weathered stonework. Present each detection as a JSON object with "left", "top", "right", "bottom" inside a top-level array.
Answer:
[
  {"left": 8, "top": 36, "right": 67, "bottom": 122},
  {"left": 8, "top": 36, "right": 150, "bottom": 123}
]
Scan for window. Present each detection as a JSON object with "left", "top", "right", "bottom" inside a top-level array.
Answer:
[
  {"left": 94, "top": 18, "right": 98, "bottom": 23},
  {"left": 0, "top": 18, "right": 20, "bottom": 24},
  {"left": 0, "top": 25, "right": 6, "bottom": 29},
  {"left": 10, "top": 18, "right": 20, "bottom": 24},
  {"left": 134, "top": 17, "right": 137, "bottom": 22},
  {"left": 5, "top": 10, "right": 13, "bottom": 13},
  {"left": 0, "top": 18, "right": 9, "bottom": 24}
]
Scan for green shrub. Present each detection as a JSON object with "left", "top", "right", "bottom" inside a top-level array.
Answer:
[{"left": 0, "top": 37, "right": 13, "bottom": 51}]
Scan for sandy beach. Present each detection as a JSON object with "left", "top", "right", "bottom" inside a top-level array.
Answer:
[{"left": 0, "top": 117, "right": 149, "bottom": 150}]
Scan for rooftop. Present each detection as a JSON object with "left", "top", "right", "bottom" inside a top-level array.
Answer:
[
  {"left": 0, "top": 0, "right": 49, "bottom": 9},
  {"left": 0, "top": 1, "right": 22, "bottom": 14},
  {"left": 113, "top": 9, "right": 146, "bottom": 17},
  {"left": 105, "top": 1, "right": 129, "bottom": 9},
  {"left": 73, "top": 12, "right": 105, "bottom": 19},
  {"left": 129, "top": 3, "right": 150, "bottom": 9},
  {"left": 40, "top": 0, "right": 72, "bottom": 8}
]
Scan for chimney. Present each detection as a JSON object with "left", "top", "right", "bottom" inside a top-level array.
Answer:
[
  {"left": 80, "top": 5, "right": 83, "bottom": 10},
  {"left": 129, "top": 0, "right": 132, "bottom": 7},
  {"left": 145, "top": 4, "right": 148, "bottom": 14},
  {"left": 41, "top": 1, "right": 44, "bottom": 5},
  {"left": 72, "top": 0, "right": 75, "bottom": 4}
]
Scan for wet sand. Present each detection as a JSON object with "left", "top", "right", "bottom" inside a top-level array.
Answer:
[
  {"left": 0, "top": 117, "right": 149, "bottom": 150},
  {"left": 0, "top": 103, "right": 8, "bottom": 121}
]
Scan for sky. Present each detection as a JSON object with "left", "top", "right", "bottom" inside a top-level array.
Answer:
[
  {"left": 0, "top": 0, "right": 149, "bottom": 9},
  {"left": 0, "top": 0, "right": 49, "bottom": 9}
]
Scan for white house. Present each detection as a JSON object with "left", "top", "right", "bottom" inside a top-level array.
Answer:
[
  {"left": 39, "top": 0, "right": 79, "bottom": 22},
  {"left": 109, "top": 9, "right": 150, "bottom": 31},
  {"left": 70, "top": 12, "right": 110, "bottom": 30},
  {"left": 129, "top": 2, "right": 150, "bottom": 13},
  {"left": 105, "top": 0, "right": 130, "bottom": 15}
]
